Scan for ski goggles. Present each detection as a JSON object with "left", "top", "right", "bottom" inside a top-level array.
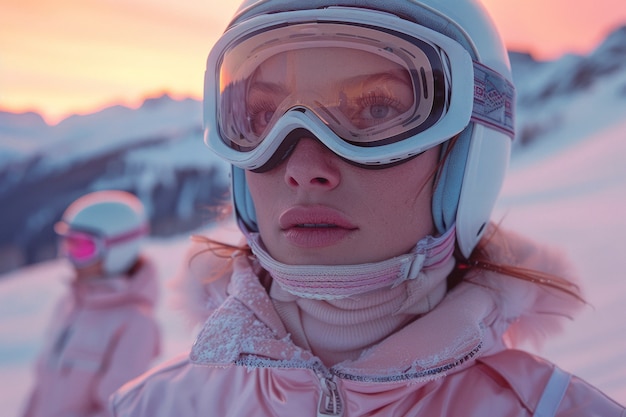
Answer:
[
  {"left": 204, "top": 7, "right": 515, "bottom": 171},
  {"left": 54, "top": 221, "right": 148, "bottom": 267}
]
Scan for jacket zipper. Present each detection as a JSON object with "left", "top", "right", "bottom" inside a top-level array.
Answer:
[{"left": 317, "top": 375, "right": 343, "bottom": 416}]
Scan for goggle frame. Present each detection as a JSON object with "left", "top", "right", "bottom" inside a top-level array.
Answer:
[{"left": 204, "top": 7, "right": 514, "bottom": 171}]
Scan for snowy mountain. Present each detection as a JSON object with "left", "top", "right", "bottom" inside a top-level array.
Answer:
[
  {"left": 508, "top": 25, "right": 626, "bottom": 150},
  {"left": 0, "top": 95, "right": 230, "bottom": 273},
  {"left": 1, "top": 25, "right": 625, "bottom": 274}
]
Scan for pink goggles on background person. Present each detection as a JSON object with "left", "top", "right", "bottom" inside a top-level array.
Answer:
[{"left": 54, "top": 221, "right": 148, "bottom": 267}]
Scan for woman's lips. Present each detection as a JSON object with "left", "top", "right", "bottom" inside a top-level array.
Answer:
[{"left": 279, "top": 206, "right": 358, "bottom": 248}]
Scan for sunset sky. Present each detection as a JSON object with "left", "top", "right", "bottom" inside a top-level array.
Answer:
[{"left": 2, "top": 0, "right": 625, "bottom": 124}]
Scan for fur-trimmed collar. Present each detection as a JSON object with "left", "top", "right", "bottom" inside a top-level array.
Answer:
[{"left": 184, "top": 224, "right": 582, "bottom": 381}]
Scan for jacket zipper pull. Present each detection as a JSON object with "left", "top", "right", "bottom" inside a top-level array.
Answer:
[{"left": 317, "top": 377, "right": 343, "bottom": 416}]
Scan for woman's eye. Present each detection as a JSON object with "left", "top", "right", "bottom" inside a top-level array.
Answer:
[
  {"left": 245, "top": 80, "right": 288, "bottom": 137},
  {"left": 366, "top": 103, "right": 391, "bottom": 119},
  {"left": 248, "top": 102, "right": 276, "bottom": 135},
  {"left": 338, "top": 70, "right": 413, "bottom": 130},
  {"left": 350, "top": 93, "right": 406, "bottom": 128}
]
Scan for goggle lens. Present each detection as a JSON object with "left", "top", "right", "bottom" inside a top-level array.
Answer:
[
  {"left": 63, "top": 233, "right": 98, "bottom": 261},
  {"left": 54, "top": 222, "right": 148, "bottom": 268},
  {"left": 58, "top": 231, "right": 102, "bottom": 266},
  {"left": 217, "top": 22, "right": 446, "bottom": 151}
]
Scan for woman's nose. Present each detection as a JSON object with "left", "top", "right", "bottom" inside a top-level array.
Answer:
[{"left": 284, "top": 138, "right": 341, "bottom": 191}]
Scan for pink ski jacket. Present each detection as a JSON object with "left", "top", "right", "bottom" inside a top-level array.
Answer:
[
  {"left": 23, "top": 258, "right": 161, "bottom": 417},
  {"left": 111, "top": 228, "right": 624, "bottom": 416}
]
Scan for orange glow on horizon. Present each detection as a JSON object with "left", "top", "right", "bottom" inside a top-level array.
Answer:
[
  {"left": 481, "top": 0, "right": 626, "bottom": 59},
  {"left": 1, "top": 0, "right": 625, "bottom": 125}
]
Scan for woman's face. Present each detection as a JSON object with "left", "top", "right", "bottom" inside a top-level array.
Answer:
[{"left": 243, "top": 47, "right": 440, "bottom": 265}]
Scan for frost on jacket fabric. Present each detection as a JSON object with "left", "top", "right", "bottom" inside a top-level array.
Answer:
[
  {"left": 22, "top": 258, "right": 161, "bottom": 417},
  {"left": 111, "top": 226, "right": 625, "bottom": 416}
]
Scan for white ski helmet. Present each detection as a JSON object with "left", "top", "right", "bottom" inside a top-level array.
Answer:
[
  {"left": 203, "top": 0, "right": 514, "bottom": 258},
  {"left": 57, "top": 190, "right": 149, "bottom": 275}
]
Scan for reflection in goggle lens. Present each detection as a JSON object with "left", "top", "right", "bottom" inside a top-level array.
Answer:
[{"left": 218, "top": 22, "right": 443, "bottom": 151}]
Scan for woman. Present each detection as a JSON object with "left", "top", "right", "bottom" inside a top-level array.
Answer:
[
  {"left": 111, "top": 0, "right": 624, "bottom": 415},
  {"left": 23, "top": 190, "right": 160, "bottom": 417}
]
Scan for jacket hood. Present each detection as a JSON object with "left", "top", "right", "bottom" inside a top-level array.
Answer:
[
  {"left": 474, "top": 225, "right": 584, "bottom": 350},
  {"left": 168, "top": 241, "right": 233, "bottom": 329},
  {"left": 70, "top": 257, "right": 159, "bottom": 309}
]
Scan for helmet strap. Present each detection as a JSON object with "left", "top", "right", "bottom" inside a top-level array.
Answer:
[
  {"left": 244, "top": 225, "right": 456, "bottom": 300},
  {"left": 432, "top": 126, "right": 472, "bottom": 237}
]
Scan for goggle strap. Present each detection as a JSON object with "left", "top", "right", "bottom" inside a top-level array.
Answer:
[
  {"left": 471, "top": 61, "right": 516, "bottom": 139},
  {"left": 103, "top": 223, "right": 149, "bottom": 246}
]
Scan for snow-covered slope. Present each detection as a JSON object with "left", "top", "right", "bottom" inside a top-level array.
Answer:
[{"left": 494, "top": 117, "right": 626, "bottom": 403}]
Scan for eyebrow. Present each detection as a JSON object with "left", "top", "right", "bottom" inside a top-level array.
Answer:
[
  {"left": 249, "top": 69, "right": 410, "bottom": 95},
  {"left": 341, "top": 69, "right": 412, "bottom": 89},
  {"left": 248, "top": 81, "right": 290, "bottom": 96}
]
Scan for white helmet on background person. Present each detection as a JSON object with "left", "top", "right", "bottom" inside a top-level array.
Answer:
[
  {"left": 204, "top": 0, "right": 515, "bottom": 258},
  {"left": 55, "top": 190, "right": 149, "bottom": 276}
]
